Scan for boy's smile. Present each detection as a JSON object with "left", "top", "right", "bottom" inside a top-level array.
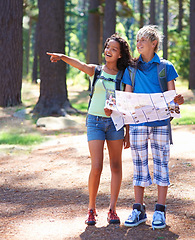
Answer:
[{"left": 136, "top": 37, "right": 157, "bottom": 62}]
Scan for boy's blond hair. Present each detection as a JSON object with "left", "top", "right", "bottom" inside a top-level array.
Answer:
[{"left": 136, "top": 25, "right": 163, "bottom": 53}]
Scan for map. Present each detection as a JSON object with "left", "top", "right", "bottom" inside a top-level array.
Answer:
[{"left": 105, "top": 90, "right": 181, "bottom": 130}]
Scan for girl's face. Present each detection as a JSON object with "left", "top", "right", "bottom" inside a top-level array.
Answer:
[{"left": 104, "top": 40, "right": 121, "bottom": 63}]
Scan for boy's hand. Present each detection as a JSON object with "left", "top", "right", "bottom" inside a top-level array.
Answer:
[
  {"left": 123, "top": 133, "right": 130, "bottom": 149},
  {"left": 174, "top": 94, "right": 184, "bottom": 105},
  {"left": 46, "top": 52, "right": 63, "bottom": 62},
  {"left": 104, "top": 108, "right": 112, "bottom": 116}
]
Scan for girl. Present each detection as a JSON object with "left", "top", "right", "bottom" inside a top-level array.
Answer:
[{"left": 47, "top": 34, "right": 133, "bottom": 225}]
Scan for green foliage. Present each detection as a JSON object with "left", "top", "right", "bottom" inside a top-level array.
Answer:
[
  {"left": 172, "top": 105, "right": 195, "bottom": 125},
  {"left": 72, "top": 102, "right": 88, "bottom": 112},
  {"left": 0, "top": 132, "right": 44, "bottom": 145},
  {"left": 168, "top": 28, "right": 190, "bottom": 80}
]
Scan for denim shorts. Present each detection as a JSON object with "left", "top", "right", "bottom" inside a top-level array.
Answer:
[{"left": 86, "top": 114, "right": 124, "bottom": 142}]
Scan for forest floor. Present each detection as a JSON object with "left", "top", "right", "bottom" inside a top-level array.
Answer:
[{"left": 0, "top": 82, "right": 195, "bottom": 240}]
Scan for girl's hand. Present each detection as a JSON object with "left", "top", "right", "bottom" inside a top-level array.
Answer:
[
  {"left": 104, "top": 108, "right": 113, "bottom": 116},
  {"left": 174, "top": 94, "right": 184, "bottom": 105},
  {"left": 47, "top": 52, "right": 64, "bottom": 63}
]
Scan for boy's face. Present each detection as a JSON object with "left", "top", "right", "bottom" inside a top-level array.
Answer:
[{"left": 136, "top": 37, "right": 156, "bottom": 56}]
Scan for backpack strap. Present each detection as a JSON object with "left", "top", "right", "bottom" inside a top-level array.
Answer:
[
  {"left": 88, "top": 65, "right": 102, "bottom": 109},
  {"left": 89, "top": 65, "right": 102, "bottom": 98},
  {"left": 157, "top": 59, "right": 173, "bottom": 145},
  {"left": 157, "top": 59, "right": 168, "bottom": 92},
  {"left": 115, "top": 69, "right": 125, "bottom": 90},
  {"left": 128, "top": 66, "right": 137, "bottom": 92}
]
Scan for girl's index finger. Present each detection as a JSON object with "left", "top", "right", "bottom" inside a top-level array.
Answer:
[{"left": 46, "top": 52, "right": 53, "bottom": 56}]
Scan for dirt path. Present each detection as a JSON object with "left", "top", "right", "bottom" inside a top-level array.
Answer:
[{"left": 0, "top": 118, "right": 195, "bottom": 239}]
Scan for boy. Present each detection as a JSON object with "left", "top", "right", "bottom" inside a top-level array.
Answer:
[{"left": 122, "top": 25, "right": 184, "bottom": 230}]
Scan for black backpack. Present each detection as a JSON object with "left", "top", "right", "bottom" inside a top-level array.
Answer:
[{"left": 88, "top": 65, "right": 125, "bottom": 108}]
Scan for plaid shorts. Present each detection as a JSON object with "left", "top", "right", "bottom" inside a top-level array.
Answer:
[{"left": 130, "top": 125, "right": 170, "bottom": 187}]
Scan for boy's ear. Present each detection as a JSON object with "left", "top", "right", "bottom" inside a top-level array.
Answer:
[{"left": 152, "top": 40, "right": 158, "bottom": 49}]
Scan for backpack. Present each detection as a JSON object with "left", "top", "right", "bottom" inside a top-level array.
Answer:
[
  {"left": 128, "top": 59, "right": 173, "bottom": 144},
  {"left": 88, "top": 65, "right": 125, "bottom": 108}
]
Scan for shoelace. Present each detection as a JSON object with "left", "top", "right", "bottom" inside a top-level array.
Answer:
[
  {"left": 153, "top": 211, "right": 165, "bottom": 222},
  {"left": 88, "top": 210, "right": 96, "bottom": 221},
  {"left": 109, "top": 210, "right": 119, "bottom": 220},
  {"left": 127, "top": 209, "right": 140, "bottom": 221}
]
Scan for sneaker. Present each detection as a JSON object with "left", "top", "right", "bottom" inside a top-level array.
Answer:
[
  {"left": 107, "top": 209, "right": 120, "bottom": 224},
  {"left": 85, "top": 209, "right": 97, "bottom": 225},
  {"left": 152, "top": 204, "right": 166, "bottom": 230},
  {"left": 124, "top": 203, "right": 147, "bottom": 227}
]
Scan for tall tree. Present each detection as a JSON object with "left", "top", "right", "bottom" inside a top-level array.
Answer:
[
  {"left": 103, "top": 0, "right": 116, "bottom": 43},
  {"left": 33, "top": 0, "right": 71, "bottom": 116},
  {"left": 189, "top": 0, "right": 195, "bottom": 89},
  {"left": 178, "top": 0, "right": 183, "bottom": 32},
  {"left": 0, "top": 0, "right": 23, "bottom": 107},
  {"left": 139, "top": 0, "right": 144, "bottom": 28},
  {"left": 163, "top": 0, "right": 168, "bottom": 59},
  {"left": 86, "top": 0, "right": 101, "bottom": 65},
  {"left": 150, "top": 0, "right": 156, "bottom": 25}
]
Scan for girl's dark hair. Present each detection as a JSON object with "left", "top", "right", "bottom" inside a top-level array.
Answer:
[{"left": 103, "top": 33, "right": 136, "bottom": 70}]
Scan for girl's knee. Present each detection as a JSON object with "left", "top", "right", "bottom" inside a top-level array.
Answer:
[
  {"left": 110, "top": 160, "right": 122, "bottom": 173},
  {"left": 91, "top": 164, "right": 103, "bottom": 176}
]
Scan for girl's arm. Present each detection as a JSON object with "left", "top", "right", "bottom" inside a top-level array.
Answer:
[
  {"left": 167, "top": 80, "right": 184, "bottom": 105},
  {"left": 46, "top": 52, "right": 96, "bottom": 77}
]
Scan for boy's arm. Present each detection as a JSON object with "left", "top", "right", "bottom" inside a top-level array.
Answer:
[
  {"left": 167, "top": 80, "right": 184, "bottom": 105},
  {"left": 46, "top": 52, "right": 96, "bottom": 77}
]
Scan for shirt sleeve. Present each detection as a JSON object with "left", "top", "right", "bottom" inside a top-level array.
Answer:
[
  {"left": 122, "top": 67, "right": 132, "bottom": 86},
  {"left": 166, "top": 61, "right": 179, "bottom": 82}
]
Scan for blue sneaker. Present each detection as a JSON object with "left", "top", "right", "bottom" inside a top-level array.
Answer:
[
  {"left": 152, "top": 204, "right": 166, "bottom": 230},
  {"left": 124, "top": 203, "right": 147, "bottom": 227}
]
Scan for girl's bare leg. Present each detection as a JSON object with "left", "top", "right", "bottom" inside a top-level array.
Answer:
[
  {"left": 107, "top": 139, "right": 123, "bottom": 211},
  {"left": 88, "top": 140, "right": 105, "bottom": 210}
]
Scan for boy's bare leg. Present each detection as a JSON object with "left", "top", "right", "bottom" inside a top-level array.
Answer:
[
  {"left": 157, "top": 185, "right": 168, "bottom": 205},
  {"left": 134, "top": 186, "right": 145, "bottom": 205}
]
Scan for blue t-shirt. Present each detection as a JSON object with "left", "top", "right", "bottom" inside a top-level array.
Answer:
[{"left": 122, "top": 53, "right": 179, "bottom": 126}]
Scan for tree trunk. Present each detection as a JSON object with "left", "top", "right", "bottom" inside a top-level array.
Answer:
[
  {"left": 0, "top": 0, "right": 23, "bottom": 107},
  {"left": 139, "top": 0, "right": 144, "bottom": 28},
  {"left": 156, "top": 0, "right": 161, "bottom": 25},
  {"left": 33, "top": 0, "right": 72, "bottom": 117},
  {"left": 86, "top": 0, "right": 101, "bottom": 65},
  {"left": 189, "top": 0, "right": 195, "bottom": 89},
  {"left": 103, "top": 0, "right": 116, "bottom": 44},
  {"left": 163, "top": 0, "right": 168, "bottom": 59},
  {"left": 178, "top": 0, "right": 183, "bottom": 32},
  {"left": 32, "top": 21, "right": 39, "bottom": 83},
  {"left": 150, "top": 0, "right": 156, "bottom": 25}
]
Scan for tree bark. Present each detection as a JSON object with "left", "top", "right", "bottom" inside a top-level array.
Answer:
[
  {"left": 33, "top": 0, "right": 72, "bottom": 117},
  {"left": 103, "top": 0, "right": 116, "bottom": 44},
  {"left": 150, "top": 0, "right": 156, "bottom": 25},
  {"left": 163, "top": 0, "right": 168, "bottom": 59},
  {"left": 178, "top": 0, "right": 183, "bottom": 32},
  {"left": 139, "top": 0, "right": 144, "bottom": 28},
  {"left": 86, "top": 0, "right": 101, "bottom": 65},
  {"left": 189, "top": 0, "right": 195, "bottom": 89},
  {"left": 0, "top": 0, "right": 23, "bottom": 107}
]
